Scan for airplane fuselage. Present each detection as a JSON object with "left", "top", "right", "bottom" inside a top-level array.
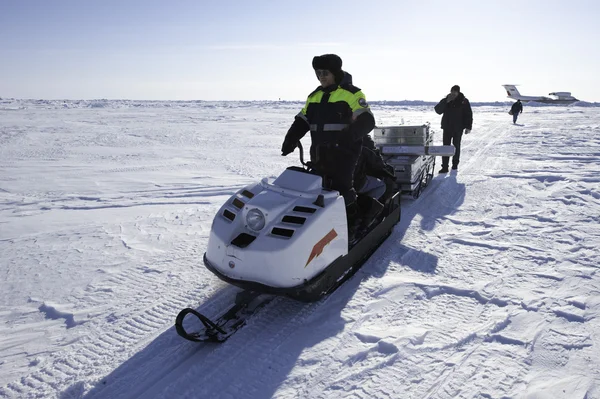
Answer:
[
  {"left": 502, "top": 85, "right": 579, "bottom": 104},
  {"left": 518, "top": 97, "right": 579, "bottom": 105}
]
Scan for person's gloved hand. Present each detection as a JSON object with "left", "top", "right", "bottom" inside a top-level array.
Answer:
[
  {"left": 281, "top": 139, "right": 297, "bottom": 156},
  {"left": 464, "top": 129, "right": 471, "bottom": 134}
]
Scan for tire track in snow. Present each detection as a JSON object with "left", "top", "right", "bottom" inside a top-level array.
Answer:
[
  {"left": 82, "top": 292, "right": 333, "bottom": 399},
  {"left": 79, "top": 259, "right": 403, "bottom": 398},
  {"left": 390, "top": 119, "right": 512, "bottom": 286},
  {"left": 283, "top": 281, "right": 426, "bottom": 399},
  {"left": 0, "top": 276, "right": 228, "bottom": 398},
  {"left": 164, "top": 298, "right": 324, "bottom": 399},
  {"left": 276, "top": 274, "right": 516, "bottom": 398},
  {"left": 78, "top": 286, "right": 240, "bottom": 399},
  {"left": 0, "top": 225, "right": 226, "bottom": 398}
]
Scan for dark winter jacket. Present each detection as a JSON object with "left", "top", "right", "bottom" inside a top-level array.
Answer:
[
  {"left": 434, "top": 93, "right": 473, "bottom": 132},
  {"left": 510, "top": 101, "right": 523, "bottom": 115},
  {"left": 282, "top": 78, "right": 375, "bottom": 189}
]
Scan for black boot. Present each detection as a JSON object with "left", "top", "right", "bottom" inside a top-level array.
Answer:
[
  {"left": 439, "top": 166, "right": 449, "bottom": 174},
  {"left": 358, "top": 196, "right": 384, "bottom": 232},
  {"left": 346, "top": 202, "right": 361, "bottom": 244}
]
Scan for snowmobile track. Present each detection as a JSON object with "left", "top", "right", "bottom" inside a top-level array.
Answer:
[
  {"left": 0, "top": 259, "right": 231, "bottom": 399},
  {"left": 72, "top": 295, "right": 310, "bottom": 398},
  {"left": 161, "top": 296, "right": 332, "bottom": 398}
]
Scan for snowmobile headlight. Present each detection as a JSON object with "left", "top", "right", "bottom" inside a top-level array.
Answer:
[{"left": 246, "top": 208, "right": 265, "bottom": 231}]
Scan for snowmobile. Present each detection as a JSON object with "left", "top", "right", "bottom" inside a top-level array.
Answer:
[{"left": 175, "top": 143, "right": 400, "bottom": 342}]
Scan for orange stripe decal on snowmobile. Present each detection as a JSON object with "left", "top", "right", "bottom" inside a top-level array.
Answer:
[{"left": 305, "top": 228, "right": 338, "bottom": 267}]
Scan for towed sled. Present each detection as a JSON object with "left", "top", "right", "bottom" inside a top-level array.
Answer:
[
  {"left": 374, "top": 124, "right": 455, "bottom": 198},
  {"left": 176, "top": 144, "right": 400, "bottom": 342}
]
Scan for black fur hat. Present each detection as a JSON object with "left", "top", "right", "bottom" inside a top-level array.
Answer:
[
  {"left": 312, "top": 54, "right": 344, "bottom": 83},
  {"left": 451, "top": 85, "right": 461, "bottom": 92}
]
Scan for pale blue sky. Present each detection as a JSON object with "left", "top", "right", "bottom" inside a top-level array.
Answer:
[{"left": 1, "top": 0, "right": 599, "bottom": 101}]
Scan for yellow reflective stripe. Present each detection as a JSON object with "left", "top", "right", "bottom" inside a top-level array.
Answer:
[{"left": 302, "top": 91, "right": 323, "bottom": 114}]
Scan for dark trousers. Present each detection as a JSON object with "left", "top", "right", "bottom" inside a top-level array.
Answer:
[
  {"left": 442, "top": 129, "right": 463, "bottom": 167},
  {"left": 329, "top": 175, "right": 357, "bottom": 205},
  {"left": 313, "top": 145, "right": 359, "bottom": 206},
  {"left": 513, "top": 113, "right": 519, "bottom": 124}
]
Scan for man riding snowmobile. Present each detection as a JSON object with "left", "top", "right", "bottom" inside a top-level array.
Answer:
[
  {"left": 281, "top": 54, "right": 375, "bottom": 242},
  {"left": 175, "top": 58, "right": 401, "bottom": 343}
]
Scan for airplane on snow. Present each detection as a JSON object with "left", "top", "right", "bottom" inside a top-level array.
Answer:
[{"left": 502, "top": 84, "right": 579, "bottom": 104}]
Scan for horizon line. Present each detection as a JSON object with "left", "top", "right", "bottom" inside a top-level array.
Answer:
[
  {"left": 0, "top": 97, "right": 537, "bottom": 104},
  {"left": 3, "top": 98, "right": 599, "bottom": 107}
]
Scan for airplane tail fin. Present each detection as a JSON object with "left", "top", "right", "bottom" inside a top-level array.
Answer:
[{"left": 502, "top": 85, "right": 521, "bottom": 99}]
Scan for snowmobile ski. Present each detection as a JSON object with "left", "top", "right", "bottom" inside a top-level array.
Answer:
[{"left": 175, "top": 291, "right": 273, "bottom": 343}]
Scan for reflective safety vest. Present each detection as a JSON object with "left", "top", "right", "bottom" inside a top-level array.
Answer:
[{"left": 296, "top": 84, "right": 373, "bottom": 140}]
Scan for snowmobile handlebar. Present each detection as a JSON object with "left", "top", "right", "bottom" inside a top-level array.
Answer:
[{"left": 297, "top": 141, "right": 307, "bottom": 167}]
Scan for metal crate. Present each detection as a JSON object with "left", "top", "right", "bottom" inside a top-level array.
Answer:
[
  {"left": 382, "top": 152, "right": 436, "bottom": 198},
  {"left": 374, "top": 125, "right": 431, "bottom": 146},
  {"left": 397, "top": 156, "right": 436, "bottom": 198},
  {"left": 385, "top": 155, "right": 424, "bottom": 182}
]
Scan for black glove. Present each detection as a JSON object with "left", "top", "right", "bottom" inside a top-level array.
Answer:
[{"left": 281, "top": 139, "right": 297, "bottom": 156}]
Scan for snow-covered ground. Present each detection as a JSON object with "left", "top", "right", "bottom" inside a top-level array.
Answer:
[{"left": 1, "top": 99, "right": 599, "bottom": 399}]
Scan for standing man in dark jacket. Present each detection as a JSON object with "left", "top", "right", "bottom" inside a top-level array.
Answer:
[
  {"left": 281, "top": 54, "right": 375, "bottom": 241},
  {"left": 434, "top": 85, "right": 473, "bottom": 173},
  {"left": 510, "top": 100, "right": 523, "bottom": 124}
]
